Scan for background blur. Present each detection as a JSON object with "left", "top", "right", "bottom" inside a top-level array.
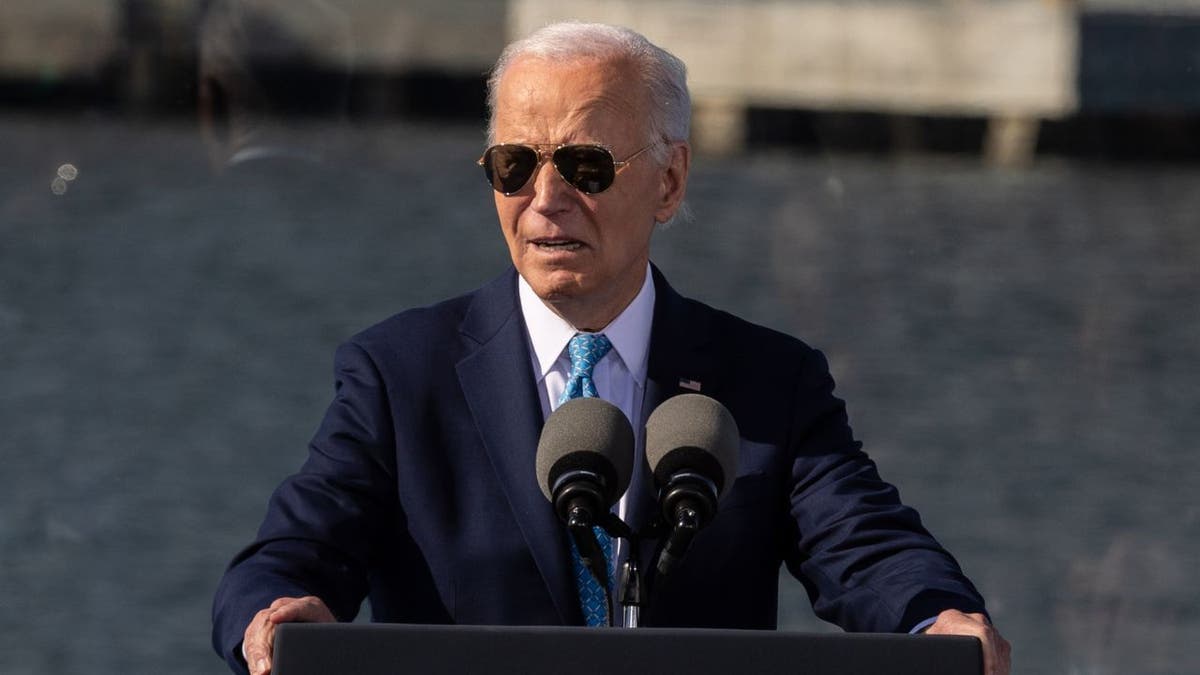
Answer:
[{"left": 2, "top": 1, "right": 1198, "bottom": 673}]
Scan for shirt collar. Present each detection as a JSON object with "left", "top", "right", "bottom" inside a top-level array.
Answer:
[{"left": 518, "top": 264, "right": 655, "bottom": 385}]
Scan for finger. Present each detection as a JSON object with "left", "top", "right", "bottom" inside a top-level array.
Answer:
[
  {"left": 952, "top": 613, "right": 997, "bottom": 675},
  {"left": 981, "top": 632, "right": 998, "bottom": 675},
  {"left": 963, "top": 614, "right": 1006, "bottom": 675},
  {"left": 246, "top": 596, "right": 335, "bottom": 674},
  {"left": 926, "top": 611, "right": 1006, "bottom": 675},
  {"left": 243, "top": 609, "right": 277, "bottom": 675},
  {"left": 261, "top": 612, "right": 277, "bottom": 675},
  {"left": 268, "top": 595, "right": 335, "bottom": 624},
  {"left": 270, "top": 596, "right": 298, "bottom": 610},
  {"left": 994, "top": 632, "right": 1012, "bottom": 675}
]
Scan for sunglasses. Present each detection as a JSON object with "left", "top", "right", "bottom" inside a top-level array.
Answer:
[{"left": 477, "top": 142, "right": 655, "bottom": 196}]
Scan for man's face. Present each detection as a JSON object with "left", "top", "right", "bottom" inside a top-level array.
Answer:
[{"left": 489, "top": 55, "right": 685, "bottom": 329}]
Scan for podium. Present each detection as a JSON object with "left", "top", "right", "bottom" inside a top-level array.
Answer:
[{"left": 274, "top": 623, "right": 982, "bottom": 675}]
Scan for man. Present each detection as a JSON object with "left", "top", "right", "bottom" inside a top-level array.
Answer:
[{"left": 212, "top": 22, "right": 1011, "bottom": 675}]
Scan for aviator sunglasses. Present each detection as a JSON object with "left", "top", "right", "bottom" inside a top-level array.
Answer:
[{"left": 477, "top": 142, "right": 656, "bottom": 195}]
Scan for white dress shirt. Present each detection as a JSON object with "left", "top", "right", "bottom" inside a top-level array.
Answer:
[{"left": 518, "top": 264, "right": 656, "bottom": 569}]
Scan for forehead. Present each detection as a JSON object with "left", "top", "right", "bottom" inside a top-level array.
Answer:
[{"left": 492, "top": 55, "right": 649, "bottom": 143}]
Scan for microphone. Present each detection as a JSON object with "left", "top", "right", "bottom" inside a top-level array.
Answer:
[
  {"left": 536, "top": 397, "right": 635, "bottom": 590},
  {"left": 645, "top": 393, "right": 739, "bottom": 576}
]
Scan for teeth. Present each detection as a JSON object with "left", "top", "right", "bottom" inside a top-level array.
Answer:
[{"left": 535, "top": 241, "right": 582, "bottom": 250}]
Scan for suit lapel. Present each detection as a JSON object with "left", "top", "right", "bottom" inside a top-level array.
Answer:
[
  {"left": 455, "top": 270, "right": 575, "bottom": 624},
  {"left": 624, "top": 376, "right": 664, "bottom": 537},
  {"left": 645, "top": 265, "right": 719, "bottom": 395},
  {"left": 627, "top": 266, "right": 721, "bottom": 580}
]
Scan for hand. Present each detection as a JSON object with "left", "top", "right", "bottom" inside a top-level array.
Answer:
[
  {"left": 925, "top": 609, "right": 1011, "bottom": 675},
  {"left": 243, "top": 596, "right": 336, "bottom": 675}
]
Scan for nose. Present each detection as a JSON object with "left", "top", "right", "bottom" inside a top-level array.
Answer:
[{"left": 528, "top": 152, "right": 575, "bottom": 215}]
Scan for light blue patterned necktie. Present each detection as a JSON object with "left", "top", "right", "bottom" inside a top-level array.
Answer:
[{"left": 558, "top": 332, "right": 614, "bottom": 627}]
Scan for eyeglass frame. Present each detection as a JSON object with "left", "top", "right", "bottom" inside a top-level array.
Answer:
[{"left": 476, "top": 141, "right": 658, "bottom": 196}]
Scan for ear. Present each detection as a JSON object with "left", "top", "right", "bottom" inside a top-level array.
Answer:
[{"left": 654, "top": 141, "right": 691, "bottom": 224}]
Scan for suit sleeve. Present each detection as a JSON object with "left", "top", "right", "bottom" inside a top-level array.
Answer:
[
  {"left": 782, "top": 348, "right": 987, "bottom": 632},
  {"left": 211, "top": 341, "right": 400, "bottom": 673}
]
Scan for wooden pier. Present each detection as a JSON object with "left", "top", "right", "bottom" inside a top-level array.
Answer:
[{"left": 511, "top": 0, "right": 1079, "bottom": 165}]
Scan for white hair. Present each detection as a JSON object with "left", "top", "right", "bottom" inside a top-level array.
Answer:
[{"left": 486, "top": 21, "right": 691, "bottom": 165}]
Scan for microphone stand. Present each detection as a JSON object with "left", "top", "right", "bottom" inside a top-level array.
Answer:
[
  {"left": 599, "top": 513, "right": 644, "bottom": 628},
  {"left": 618, "top": 554, "right": 643, "bottom": 627}
]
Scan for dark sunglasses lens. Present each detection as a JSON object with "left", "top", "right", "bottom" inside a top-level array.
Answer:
[
  {"left": 484, "top": 145, "right": 538, "bottom": 194},
  {"left": 553, "top": 145, "right": 615, "bottom": 194}
]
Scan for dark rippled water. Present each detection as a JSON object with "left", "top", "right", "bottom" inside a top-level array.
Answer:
[{"left": 1, "top": 114, "right": 1197, "bottom": 674}]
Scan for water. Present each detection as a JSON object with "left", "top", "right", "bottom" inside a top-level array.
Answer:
[{"left": 1, "top": 114, "right": 1197, "bottom": 674}]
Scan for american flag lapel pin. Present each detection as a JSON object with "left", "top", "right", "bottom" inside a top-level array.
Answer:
[{"left": 678, "top": 378, "right": 702, "bottom": 392}]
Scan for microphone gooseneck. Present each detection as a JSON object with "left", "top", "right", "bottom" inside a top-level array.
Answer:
[{"left": 645, "top": 393, "right": 740, "bottom": 576}]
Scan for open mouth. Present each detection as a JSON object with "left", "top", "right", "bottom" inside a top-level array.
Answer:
[{"left": 532, "top": 238, "right": 585, "bottom": 251}]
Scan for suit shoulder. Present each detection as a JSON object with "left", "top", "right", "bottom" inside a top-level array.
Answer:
[
  {"left": 684, "top": 295, "right": 821, "bottom": 363},
  {"left": 341, "top": 292, "right": 479, "bottom": 370},
  {"left": 342, "top": 270, "right": 517, "bottom": 362},
  {"left": 353, "top": 293, "right": 471, "bottom": 346}
]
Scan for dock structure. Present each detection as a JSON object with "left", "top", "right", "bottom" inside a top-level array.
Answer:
[
  {"left": 0, "top": 0, "right": 507, "bottom": 113},
  {"left": 0, "top": 1, "right": 122, "bottom": 80},
  {"left": 5, "top": 1, "right": 1200, "bottom": 163},
  {"left": 511, "top": 0, "right": 1079, "bottom": 165}
]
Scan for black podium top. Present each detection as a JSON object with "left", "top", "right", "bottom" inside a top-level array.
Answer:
[{"left": 274, "top": 623, "right": 981, "bottom": 675}]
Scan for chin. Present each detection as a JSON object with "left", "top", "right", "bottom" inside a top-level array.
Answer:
[
  {"left": 525, "top": 268, "right": 592, "bottom": 301},
  {"left": 530, "top": 276, "right": 581, "bottom": 301}
]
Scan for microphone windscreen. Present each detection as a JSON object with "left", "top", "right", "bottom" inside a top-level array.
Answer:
[
  {"left": 536, "top": 397, "right": 635, "bottom": 505},
  {"left": 645, "top": 394, "right": 739, "bottom": 499}
]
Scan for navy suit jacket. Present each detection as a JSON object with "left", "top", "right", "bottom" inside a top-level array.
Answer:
[{"left": 212, "top": 266, "right": 986, "bottom": 673}]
